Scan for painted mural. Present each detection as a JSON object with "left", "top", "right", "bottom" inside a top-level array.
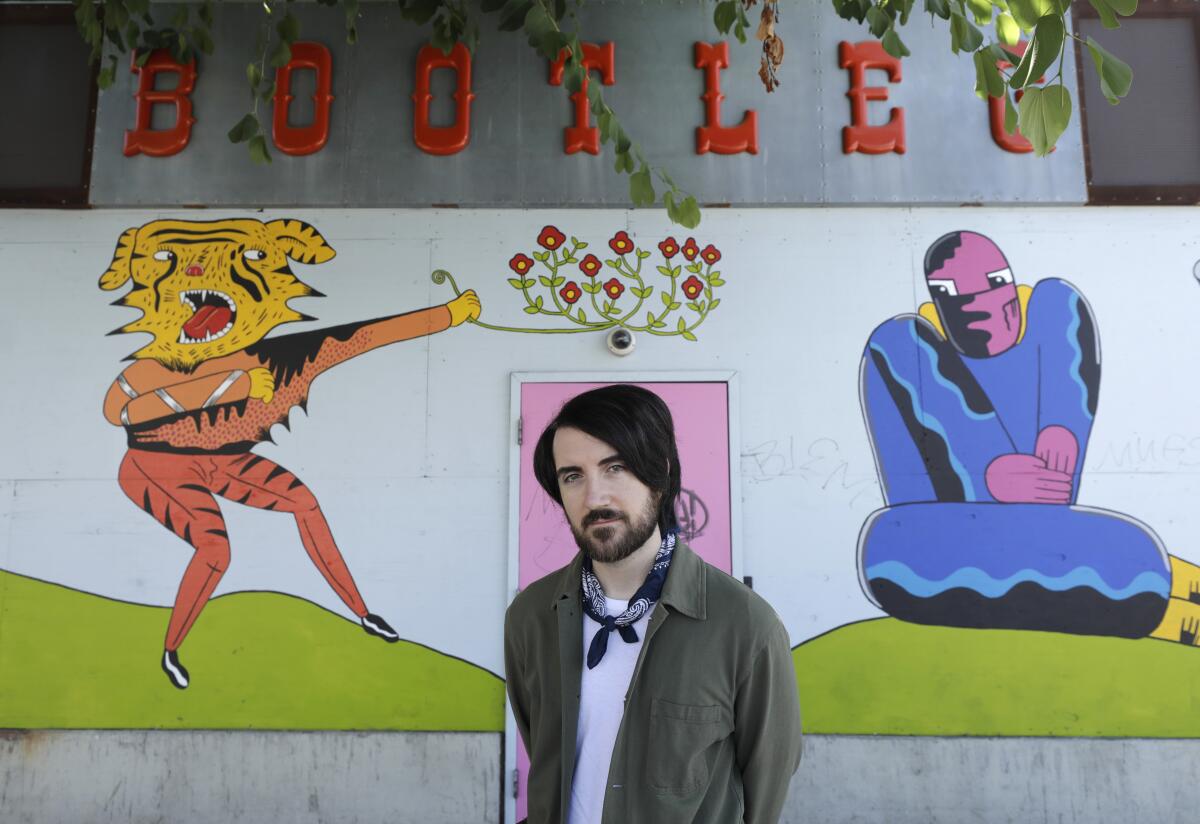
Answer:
[
  {"left": 857, "top": 231, "right": 1200, "bottom": 647},
  {"left": 98, "top": 218, "right": 481, "bottom": 689},
  {"left": 433, "top": 225, "right": 725, "bottom": 339}
]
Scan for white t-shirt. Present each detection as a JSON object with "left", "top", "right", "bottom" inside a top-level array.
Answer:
[{"left": 567, "top": 595, "right": 653, "bottom": 824}]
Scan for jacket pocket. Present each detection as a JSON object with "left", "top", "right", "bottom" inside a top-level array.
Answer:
[{"left": 647, "top": 698, "right": 731, "bottom": 793}]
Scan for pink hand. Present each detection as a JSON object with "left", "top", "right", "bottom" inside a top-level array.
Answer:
[
  {"left": 1035, "top": 425, "right": 1079, "bottom": 476},
  {"left": 985, "top": 453, "right": 1073, "bottom": 504}
]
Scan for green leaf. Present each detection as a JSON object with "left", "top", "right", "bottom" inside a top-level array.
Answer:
[
  {"left": 199, "top": 0, "right": 214, "bottom": 27},
  {"left": 681, "top": 331, "right": 697, "bottom": 342},
  {"left": 1017, "top": 83, "right": 1072, "bottom": 156},
  {"left": 522, "top": 278, "right": 537, "bottom": 289},
  {"left": 925, "top": 0, "right": 952, "bottom": 19},
  {"left": 524, "top": 305, "right": 540, "bottom": 315},
  {"left": 882, "top": 29, "right": 911, "bottom": 59},
  {"left": 534, "top": 295, "right": 544, "bottom": 309},
  {"left": 577, "top": 309, "right": 587, "bottom": 322},
  {"left": 1010, "top": 14, "right": 1064, "bottom": 90},
  {"left": 950, "top": 11, "right": 984, "bottom": 54},
  {"left": 532, "top": 251, "right": 549, "bottom": 262},
  {"left": 657, "top": 265, "right": 675, "bottom": 278},
  {"left": 677, "top": 317, "right": 686, "bottom": 333},
  {"left": 227, "top": 113, "right": 259, "bottom": 144},
  {"left": 674, "top": 196, "right": 701, "bottom": 230},
  {"left": 709, "top": 277, "right": 726, "bottom": 287},
  {"left": 646, "top": 311, "right": 657, "bottom": 326},
  {"left": 996, "top": 13, "right": 1021, "bottom": 46},
  {"left": 1004, "top": 91, "right": 1019, "bottom": 134},
  {"left": 538, "top": 275, "right": 553, "bottom": 288},
  {"left": 1085, "top": 36, "right": 1133, "bottom": 104},
  {"left": 713, "top": 1, "right": 737, "bottom": 34},
  {"left": 866, "top": 7, "right": 890, "bottom": 38},
  {"left": 660, "top": 292, "right": 674, "bottom": 306},
  {"left": 974, "top": 49, "right": 1005, "bottom": 99},
  {"left": 277, "top": 12, "right": 300, "bottom": 44},
  {"left": 669, "top": 301, "right": 681, "bottom": 310},
  {"left": 248, "top": 134, "right": 272, "bottom": 164},
  {"left": 582, "top": 281, "right": 600, "bottom": 294},
  {"left": 552, "top": 276, "right": 566, "bottom": 287},
  {"left": 614, "top": 150, "right": 634, "bottom": 175},
  {"left": 269, "top": 39, "right": 292, "bottom": 68},
  {"left": 630, "top": 165, "right": 655, "bottom": 207},
  {"left": 966, "top": 0, "right": 993, "bottom": 24},
  {"left": 247, "top": 62, "right": 263, "bottom": 90},
  {"left": 508, "top": 278, "right": 526, "bottom": 289},
  {"left": 709, "top": 298, "right": 722, "bottom": 310},
  {"left": 97, "top": 55, "right": 118, "bottom": 90},
  {"left": 1006, "top": 0, "right": 1061, "bottom": 32}
]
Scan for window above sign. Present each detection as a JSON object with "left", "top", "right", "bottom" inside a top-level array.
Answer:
[{"left": 1075, "top": 0, "right": 1200, "bottom": 204}]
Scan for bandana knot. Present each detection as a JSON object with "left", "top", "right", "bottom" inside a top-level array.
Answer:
[{"left": 580, "top": 533, "right": 675, "bottom": 669}]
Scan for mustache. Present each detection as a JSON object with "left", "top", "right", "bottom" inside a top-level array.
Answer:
[{"left": 583, "top": 508, "right": 626, "bottom": 528}]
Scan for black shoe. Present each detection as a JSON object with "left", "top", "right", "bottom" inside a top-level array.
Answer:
[
  {"left": 361, "top": 613, "right": 399, "bottom": 643},
  {"left": 162, "top": 649, "right": 190, "bottom": 689}
]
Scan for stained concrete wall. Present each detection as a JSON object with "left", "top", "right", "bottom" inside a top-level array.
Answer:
[{"left": 0, "top": 730, "right": 501, "bottom": 824}]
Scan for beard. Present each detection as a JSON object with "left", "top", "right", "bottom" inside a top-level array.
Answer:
[{"left": 569, "top": 494, "right": 660, "bottom": 565}]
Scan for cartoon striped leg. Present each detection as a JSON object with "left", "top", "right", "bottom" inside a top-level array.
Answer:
[
  {"left": 1150, "top": 555, "right": 1200, "bottom": 646},
  {"left": 118, "top": 450, "right": 231, "bottom": 688},
  {"left": 212, "top": 454, "right": 399, "bottom": 642}
]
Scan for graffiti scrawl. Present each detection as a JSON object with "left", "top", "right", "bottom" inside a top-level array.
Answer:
[{"left": 99, "top": 218, "right": 481, "bottom": 688}]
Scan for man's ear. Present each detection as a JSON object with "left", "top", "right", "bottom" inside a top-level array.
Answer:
[
  {"left": 266, "top": 219, "right": 336, "bottom": 265},
  {"left": 99, "top": 227, "right": 138, "bottom": 291}
]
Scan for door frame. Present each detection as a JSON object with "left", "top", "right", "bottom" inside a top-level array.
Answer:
[{"left": 503, "top": 370, "right": 743, "bottom": 824}]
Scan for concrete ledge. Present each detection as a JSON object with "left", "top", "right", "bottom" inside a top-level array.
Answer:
[
  {"left": 784, "top": 735, "right": 1200, "bottom": 823},
  {"left": 0, "top": 730, "right": 500, "bottom": 824}
]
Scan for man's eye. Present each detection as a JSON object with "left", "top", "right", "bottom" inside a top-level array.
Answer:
[
  {"left": 153, "top": 250, "right": 174, "bottom": 262},
  {"left": 928, "top": 279, "right": 957, "bottom": 297},
  {"left": 607, "top": 464, "right": 625, "bottom": 474},
  {"left": 986, "top": 267, "right": 1014, "bottom": 287}
]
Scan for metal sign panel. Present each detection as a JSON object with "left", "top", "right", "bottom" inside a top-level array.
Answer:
[{"left": 88, "top": 1, "right": 1087, "bottom": 206}]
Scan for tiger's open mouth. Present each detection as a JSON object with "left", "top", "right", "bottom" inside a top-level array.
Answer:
[{"left": 178, "top": 289, "right": 238, "bottom": 344}]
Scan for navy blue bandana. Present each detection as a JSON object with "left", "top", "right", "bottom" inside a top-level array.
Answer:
[{"left": 580, "top": 533, "right": 675, "bottom": 669}]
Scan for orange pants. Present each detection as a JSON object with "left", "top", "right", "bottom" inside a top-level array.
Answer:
[{"left": 118, "top": 449, "right": 368, "bottom": 650}]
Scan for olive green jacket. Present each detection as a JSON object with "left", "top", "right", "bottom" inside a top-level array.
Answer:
[{"left": 504, "top": 542, "right": 802, "bottom": 824}]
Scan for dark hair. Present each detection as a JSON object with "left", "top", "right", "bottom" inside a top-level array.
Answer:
[{"left": 533, "top": 384, "right": 681, "bottom": 535}]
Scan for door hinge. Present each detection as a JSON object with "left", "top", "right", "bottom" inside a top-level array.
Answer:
[
  {"left": 512, "top": 768, "right": 520, "bottom": 799},
  {"left": 516, "top": 416, "right": 523, "bottom": 446}
]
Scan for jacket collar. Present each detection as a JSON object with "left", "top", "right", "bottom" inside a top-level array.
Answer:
[{"left": 549, "top": 539, "right": 707, "bottom": 621}]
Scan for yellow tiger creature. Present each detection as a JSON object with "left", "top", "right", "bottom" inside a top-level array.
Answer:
[{"left": 99, "top": 217, "right": 480, "bottom": 689}]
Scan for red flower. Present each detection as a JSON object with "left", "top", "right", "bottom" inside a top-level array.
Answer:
[
  {"left": 579, "top": 254, "right": 602, "bottom": 278},
  {"left": 609, "top": 231, "right": 635, "bottom": 255},
  {"left": 658, "top": 237, "right": 679, "bottom": 259},
  {"left": 700, "top": 244, "right": 721, "bottom": 265},
  {"left": 603, "top": 278, "right": 625, "bottom": 300},
  {"left": 681, "top": 237, "right": 699, "bottom": 261},
  {"left": 537, "top": 225, "right": 566, "bottom": 250},
  {"left": 682, "top": 275, "right": 705, "bottom": 300},
  {"left": 559, "top": 281, "right": 581, "bottom": 304},
  {"left": 509, "top": 254, "right": 534, "bottom": 275}
]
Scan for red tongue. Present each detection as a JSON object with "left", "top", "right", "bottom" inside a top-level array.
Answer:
[{"left": 183, "top": 305, "right": 232, "bottom": 340}]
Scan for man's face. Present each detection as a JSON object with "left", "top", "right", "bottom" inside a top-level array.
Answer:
[
  {"left": 552, "top": 426, "right": 661, "bottom": 564},
  {"left": 925, "top": 232, "right": 1020, "bottom": 357}
]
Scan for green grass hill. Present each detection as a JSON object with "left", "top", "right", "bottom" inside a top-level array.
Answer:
[
  {"left": 794, "top": 617, "right": 1200, "bottom": 737},
  {"left": 0, "top": 570, "right": 504, "bottom": 730}
]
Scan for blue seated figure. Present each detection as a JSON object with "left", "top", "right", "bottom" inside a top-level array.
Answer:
[{"left": 859, "top": 231, "right": 1199, "bottom": 644}]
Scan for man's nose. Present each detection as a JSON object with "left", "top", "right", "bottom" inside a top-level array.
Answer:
[
  {"left": 582, "top": 478, "right": 611, "bottom": 509},
  {"left": 185, "top": 264, "right": 204, "bottom": 277}
]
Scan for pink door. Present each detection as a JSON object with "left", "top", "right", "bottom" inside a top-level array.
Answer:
[{"left": 511, "top": 379, "right": 735, "bottom": 822}]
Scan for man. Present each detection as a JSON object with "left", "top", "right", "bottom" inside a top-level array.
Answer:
[{"left": 504, "top": 384, "right": 802, "bottom": 824}]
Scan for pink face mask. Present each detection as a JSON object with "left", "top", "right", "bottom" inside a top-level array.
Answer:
[{"left": 924, "top": 231, "right": 1020, "bottom": 357}]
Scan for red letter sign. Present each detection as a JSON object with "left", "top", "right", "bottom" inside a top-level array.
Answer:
[
  {"left": 838, "top": 40, "right": 905, "bottom": 155},
  {"left": 548, "top": 43, "right": 616, "bottom": 155},
  {"left": 272, "top": 42, "right": 335, "bottom": 156},
  {"left": 989, "top": 43, "right": 1035, "bottom": 154},
  {"left": 412, "top": 43, "right": 476, "bottom": 156},
  {"left": 122, "top": 49, "right": 197, "bottom": 158},
  {"left": 694, "top": 42, "right": 758, "bottom": 155}
]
